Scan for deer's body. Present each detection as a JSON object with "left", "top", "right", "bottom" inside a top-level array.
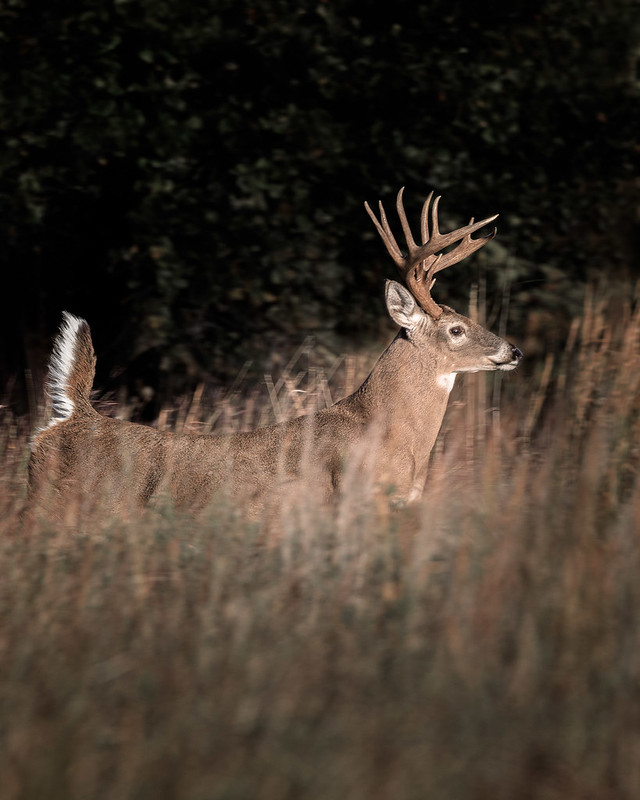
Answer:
[{"left": 26, "top": 190, "right": 522, "bottom": 521}]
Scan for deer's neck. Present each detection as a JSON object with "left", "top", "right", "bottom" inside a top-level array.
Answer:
[{"left": 346, "top": 332, "right": 454, "bottom": 495}]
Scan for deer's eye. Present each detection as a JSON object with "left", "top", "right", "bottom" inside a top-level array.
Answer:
[{"left": 449, "top": 326, "right": 465, "bottom": 337}]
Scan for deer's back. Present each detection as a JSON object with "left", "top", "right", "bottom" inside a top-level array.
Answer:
[{"left": 26, "top": 401, "right": 370, "bottom": 519}]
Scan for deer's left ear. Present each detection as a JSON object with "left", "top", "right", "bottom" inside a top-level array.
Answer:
[{"left": 385, "top": 280, "right": 428, "bottom": 332}]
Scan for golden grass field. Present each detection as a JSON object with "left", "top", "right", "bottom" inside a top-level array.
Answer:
[{"left": 2, "top": 289, "right": 640, "bottom": 799}]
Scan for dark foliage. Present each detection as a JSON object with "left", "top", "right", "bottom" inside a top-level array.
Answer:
[{"left": 1, "top": 0, "right": 639, "bottom": 411}]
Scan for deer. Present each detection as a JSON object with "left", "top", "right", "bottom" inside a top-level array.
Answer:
[{"left": 25, "top": 189, "right": 522, "bottom": 523}]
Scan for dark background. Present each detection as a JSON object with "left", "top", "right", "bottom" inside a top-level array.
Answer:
[{"left": 2, "top": 0, "right": 639, "bottom": 415}]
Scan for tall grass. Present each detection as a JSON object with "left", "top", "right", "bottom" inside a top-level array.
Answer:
[{"left": 2, "top": 290, "right": 640, "bottom": 799}]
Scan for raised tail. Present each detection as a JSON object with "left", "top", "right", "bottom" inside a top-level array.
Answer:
[{"left": 45, "top": 311, "right": 96, "bottom": 426}]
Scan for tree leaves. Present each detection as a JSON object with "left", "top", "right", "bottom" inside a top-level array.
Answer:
[{"left": 1, "top": 0, "right": 639, "bottom": 403}]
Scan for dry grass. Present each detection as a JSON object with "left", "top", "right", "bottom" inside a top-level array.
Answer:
[{"left": 2, "top": 289, "right": 640, "bottom": 799}]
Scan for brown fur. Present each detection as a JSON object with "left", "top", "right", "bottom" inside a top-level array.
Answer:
[{"left": 26, "top": 284, "right": 521, "bottom": 522}]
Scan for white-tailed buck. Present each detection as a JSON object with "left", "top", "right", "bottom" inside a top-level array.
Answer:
[{"left": 26, "top": 189, "right": 521, "bottom": 521}]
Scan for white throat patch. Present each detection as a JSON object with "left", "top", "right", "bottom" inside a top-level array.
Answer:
[{"left": 436, "top": 373, "right": 456, "bottom": 393}]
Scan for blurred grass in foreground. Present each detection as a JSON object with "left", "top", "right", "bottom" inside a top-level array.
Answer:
[{"left": 2, "top": 287, "right": 640, "bottom": 799}]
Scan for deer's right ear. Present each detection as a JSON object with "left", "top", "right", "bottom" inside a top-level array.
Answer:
[{"left": 385, "top": 280, "right": 427, "bottom": 331}]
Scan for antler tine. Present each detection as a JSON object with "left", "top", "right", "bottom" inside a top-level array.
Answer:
[
  {"left": 430, "top": 225, "right": 498, "bottom": 275},
  {"left": 364, "top": 199, "right": 405, "bottom": 267},
  {"left": 418, "top": 199, "right": 498, "bottom": 258},
  {"left": 420, "top": 191, "right": 434, "bottom": 245},
  {"left": 430, "top": 195, "right": 442, "bottom": 242},
  {"left": 395, "top": 187, "right": 419, "bottom": 254},
  {"left": 377, "top": 200, "right": 402, "bottom": 258}
]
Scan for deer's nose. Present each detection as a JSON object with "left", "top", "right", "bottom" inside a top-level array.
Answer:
[{"left": 512, "top": 346, "right": 523, "bottom": 362}]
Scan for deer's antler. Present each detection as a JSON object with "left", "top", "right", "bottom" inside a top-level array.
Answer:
[{"left": 365, "top": 188, "right": 498, "bottom": 319}]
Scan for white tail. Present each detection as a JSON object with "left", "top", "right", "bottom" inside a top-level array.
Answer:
[
  {"left": 26, "top": 189, "right": 522, "bottom": 521},
  {"left": 43, "top": 312, "right": 95, "bottom": 426}
]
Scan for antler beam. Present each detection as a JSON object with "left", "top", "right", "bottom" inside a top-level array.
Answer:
[{"left": 365, "top": 188, "right": 498, "bottom": 319}]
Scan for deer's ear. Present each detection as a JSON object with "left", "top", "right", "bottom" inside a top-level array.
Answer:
[{"left": 385, "top": 280, "right": 427, "bottom": 331}]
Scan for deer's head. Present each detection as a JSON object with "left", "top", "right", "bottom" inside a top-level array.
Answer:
[{"left": 366, "top": 189, "right": 522, "bottom": 375}]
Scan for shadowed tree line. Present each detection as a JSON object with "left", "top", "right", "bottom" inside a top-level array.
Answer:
[{"left": 1, "top": 0, "right": 639, "bottom": 414}]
